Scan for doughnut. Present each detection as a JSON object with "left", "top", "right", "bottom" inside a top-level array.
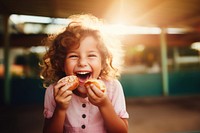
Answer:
[
  {"left": 84, "top": 79, "right": 106, "bottom": 92},
  {"left": 58, "top": 75, "right": 79, "bottom": 91}
]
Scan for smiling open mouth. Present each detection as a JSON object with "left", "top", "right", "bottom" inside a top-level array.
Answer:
[{"left": 76, "top": 72, "right": 91, "bottom": 83}]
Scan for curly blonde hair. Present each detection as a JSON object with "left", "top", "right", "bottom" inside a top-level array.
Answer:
[{"left": 40, "top": 14, "right": 124, "bottom": 87}]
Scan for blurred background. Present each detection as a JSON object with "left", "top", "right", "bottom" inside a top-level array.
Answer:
[{"left": 0, "top": 0, "right": 200, "bottom": 133}]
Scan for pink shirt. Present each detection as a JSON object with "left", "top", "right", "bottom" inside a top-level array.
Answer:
[{"left": 44, "top": 79, "right": 129, "bottom": 133}]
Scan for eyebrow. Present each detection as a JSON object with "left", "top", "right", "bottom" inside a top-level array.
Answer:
[{"left": 88, "top": 50, "right": 98, "bottom": 53}]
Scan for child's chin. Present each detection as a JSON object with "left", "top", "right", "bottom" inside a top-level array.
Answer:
[{"left": 77, "top": 86, "right": 87, "bottom": 94}]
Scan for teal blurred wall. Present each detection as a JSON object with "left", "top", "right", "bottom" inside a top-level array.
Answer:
[
  {"left": 120, "top": 70, "right": 200, "bottom": 97},
  {"left": 0, "top": 70, "right": 200, "bottom": 105},
  {"left": 120, "top": 73, "right": 163, "bottom": 97}
]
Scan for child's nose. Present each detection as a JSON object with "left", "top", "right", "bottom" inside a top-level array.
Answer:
[{"left": 78, "top": 58, "right": 88, "bottom": 67}]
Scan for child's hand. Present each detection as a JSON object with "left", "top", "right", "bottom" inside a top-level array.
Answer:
[
  {"left": 85, "top": 82, "right": 108, "bottom": 107},
  {"left": 53, "top": 75, "right": 79, "bottom": 110},
  {"left": 53, "top": 80, "right": 73, "bottom": 110}
]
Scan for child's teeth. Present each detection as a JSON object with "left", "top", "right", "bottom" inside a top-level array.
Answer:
[{"left": 77, "top": 72, "right": 88, "bottom": 74}]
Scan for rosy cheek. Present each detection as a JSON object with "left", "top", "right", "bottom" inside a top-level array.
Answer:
[
  {"left": 69, "top": 61, "right": 79, "bottom": 71},
  {"left": 64, "top": 61, "right": 74, "bottom": 74}
]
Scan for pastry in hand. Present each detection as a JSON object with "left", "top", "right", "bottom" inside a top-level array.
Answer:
[
  {"left": 84, "top": 79, "right": 106, "bottom": 92},
  {"left": 58, "top": 75, "right": 79, "bottom": 91}
]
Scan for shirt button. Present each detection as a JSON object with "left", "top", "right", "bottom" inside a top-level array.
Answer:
[
  {"left": 82, "top": 114, "right": 86, "bottom": 118},
  {"left": 82, "top": 103, "right": 86, "bottom": 108},
  {"left": 81, "top": 125, "right": 86, "bottom": 129}
]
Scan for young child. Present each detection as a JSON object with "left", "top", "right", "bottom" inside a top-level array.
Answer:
[{"left": 41, "top": 14, "right": 129, "bottom": 133}]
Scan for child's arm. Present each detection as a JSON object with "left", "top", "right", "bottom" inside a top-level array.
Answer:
[
  {"left": 43, "top": 82, "right": 73, "bottom": 133},
  {"left": 99, "top": 97, "right": 128, "bottom": 133},
  {"left": 86, "top": 84, "right": 128, "bottom": 133}
]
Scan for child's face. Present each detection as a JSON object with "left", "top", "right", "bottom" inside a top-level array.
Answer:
[{"left": 64, "top": 35, "right": 102, "bottom": 94}]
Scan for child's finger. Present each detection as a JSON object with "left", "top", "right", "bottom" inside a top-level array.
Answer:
[
  {"left": 89, "top": 84, "right": 104, "bottom": 98},
  {"left": 87, "top": 84, "right": 101, "bottom": 99},
  {"left": 54, "top": 81, "right": 66, "bottom": 97},
  {"left": 61, "top": 90, "right": 73, "bottom": 98},
  {"left": 86, "top": 85, "right": 95, "bottom": 98},
  {"left": 64, "top": 94, "right": 72, "bottom": 102}
]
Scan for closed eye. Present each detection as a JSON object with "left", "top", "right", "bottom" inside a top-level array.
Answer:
[
  {"left": 88, "top": 54, "right": 97, "bottom": 57},
  {"left": 69, "top": 55, "right": 78, "bottom": 58},
  {"left": 67, "top": 54, "right": 78, "bottom": 59}
]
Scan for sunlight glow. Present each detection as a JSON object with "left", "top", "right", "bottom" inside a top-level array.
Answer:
[
  {"left": 135, "top": 44, "right": 145, "bottom": 52},
  {"left": 30, "top": 46, "right": 47, "bottom": 53},
  {"left": 10, "top": 14, "right": 189, "bottom": 35},
  {"left": 10, "top": 14, "right": 70, "bottom": 25},
  {"left": 191, "top": 42, "right": 200, "bottom": 51},
  {"left": 103, "top": 24, "right": 161, "bottom": 35}
]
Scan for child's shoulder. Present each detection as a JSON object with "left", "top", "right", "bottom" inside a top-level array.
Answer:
[
  {"left": 45, "top": 84, "right": 55, "bottom": 93},
  {"left": 103, "top": 79, "right": 122, "bottom": 87}
]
